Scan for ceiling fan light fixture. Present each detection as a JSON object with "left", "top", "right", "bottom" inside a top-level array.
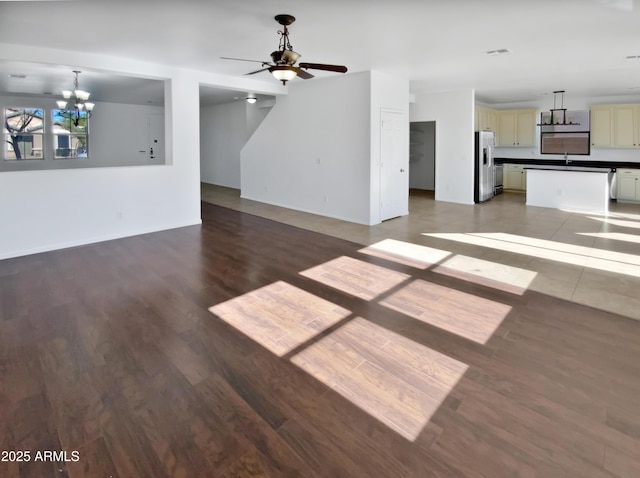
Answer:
[
  {"left": 221, "top": 14, "right": 347, "bottom": 85},
  {"left": 270, "top": 66, "right": 297, "bottom": 85}
]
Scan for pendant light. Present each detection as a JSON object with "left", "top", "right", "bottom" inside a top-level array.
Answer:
[
  {"left": 537, "top": 90, "right": 580, "bottom": 126},
  {"left": 57, "top": 70, "right": 94, "bottom": 126}
]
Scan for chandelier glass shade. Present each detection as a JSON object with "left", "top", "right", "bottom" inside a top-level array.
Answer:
[
  {"left": 57, "top": 70, "right": 94, "bottom": 121},
  {"left": 270, "top": 66, "right": 297, "bottom": 84}
]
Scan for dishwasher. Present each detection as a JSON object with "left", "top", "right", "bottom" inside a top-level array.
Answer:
[{"left": 494, "top": 164, "right": 504, "bottom": 195}]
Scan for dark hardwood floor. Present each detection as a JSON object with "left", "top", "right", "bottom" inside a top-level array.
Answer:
[{"left": 1, "top": 201, "right": 640, "bottom": 477}]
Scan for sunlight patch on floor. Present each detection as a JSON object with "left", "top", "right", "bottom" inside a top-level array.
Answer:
[
  {"left": 209, "top": 281, "right": 351, "bottom": 357},
  {"left": 577, "top": 232, "right": 640, "bottom": 245},
  {"left": 433, "top": 255, "right": 537, "bottom": 296},
  {"left": 358, "top": 239, "right": 451, "bottom": 269},
  {"left": 359, "top": 238, "right": 536, "bottom": 295},
  {"left": 593, "top": 210, "right": 640, "bottom": 221},
  {"left": 380, "top": 279, "right": 512, "bottom": 344},
  {"left": 588, "top": 216, "right": 640, "bottom": 229},
  {"left": 300, "top": 255, "right": 410, "bottom": 300},
  {"left": 291, "top": 317, "right": 468, "bottom": 441},
  {"left": 426, "top": 232, "right": 640, "bottom": 278}
]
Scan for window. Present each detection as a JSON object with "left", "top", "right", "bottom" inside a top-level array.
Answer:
[
  {"left": 3, "top": 108, "right": 44, "bottom": 160},
  {"left": 53, "top": 110, "right": 89, "bottom": 158}
]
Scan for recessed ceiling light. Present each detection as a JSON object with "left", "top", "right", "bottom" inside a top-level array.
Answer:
[
  {"left": 486, "top": 49, "right": 512, "bottom": 56},
  {"left": 626, "top": 55, "right": 640, "bottom": 59},
  {"left": 9, "top": 74, "right": 27, "bottom": 79}
]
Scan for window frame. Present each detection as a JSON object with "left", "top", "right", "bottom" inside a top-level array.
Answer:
[
  {"left": 52, "top": 109, "right": 90, "bottom": 159},
  {"left": 3, "top": 107, "right": 45, "bottom": 161}
]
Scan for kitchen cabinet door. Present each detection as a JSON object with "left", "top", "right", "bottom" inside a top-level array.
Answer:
[
  {"left": 617, "top": 169, "right": 640, "bottom": 202},
  {"left": 497, "top": 112, "right": 517, "bottom": 146},
  {"left": 475, "top": 106, "right": 497, "bottom": 132},
  {"left": 590, "top": 106, "right": 613, "bottom": 148},
  {"left": 613, "top": 105, "right": 636, "bottom": 147},
  {"left": 516, "top": 110, "right": 536, "bottom": 147},
  {"left": 504, "top": 164, "right": 526, "bottom": 190},
  {"left": 496, "top": 109, "right": 536, "bottom": 147},
  {"left": 590, "top": 103, "right": 640, "bottom": 149}
]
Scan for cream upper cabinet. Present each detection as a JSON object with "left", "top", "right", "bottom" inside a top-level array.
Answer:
[
  {"left": 516, "top": 110, "right": 536, "bottom": 146},
  {"left": 590, "top": 106, "right": 613, "bottom": 147},
  {"left": 613, "top": 105, "right": 639, "bottom": 147},
  {"left": 475, "top": 105, "right": 497, "bottom": 132},
  {"left": 590, "top": 104, "right": 640, "bottom": 148},
  {"left": 496, "top": 109, "right": 537, "bottom": 147},
  {"left": 497, "top": 111, "right": 516, "bottom": 146}
]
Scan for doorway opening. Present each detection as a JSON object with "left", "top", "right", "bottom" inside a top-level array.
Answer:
[{"left": 409, "top": 121, "right": 435, "bottom": 197}]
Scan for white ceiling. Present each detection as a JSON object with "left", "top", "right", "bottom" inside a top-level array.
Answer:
[{"left": 1, "top": 0, "right": 640, "bottom": 105}]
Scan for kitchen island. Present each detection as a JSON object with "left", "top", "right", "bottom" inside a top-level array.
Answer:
[{"left": 525, "top": 166, "right": 612, "bottom": 214}]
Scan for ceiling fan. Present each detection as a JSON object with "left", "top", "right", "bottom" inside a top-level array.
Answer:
[{"left": 221, "top": 14, "right": 348, "bottom": 85}]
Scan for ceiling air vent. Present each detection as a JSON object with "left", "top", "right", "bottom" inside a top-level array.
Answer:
[{"left": 486, "top": 49, "right": 512, "bottom": 56}]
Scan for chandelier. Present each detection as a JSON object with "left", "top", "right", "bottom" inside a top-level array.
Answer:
[{"left": 57, "top": 70, "right": 94, "bottom": 126}]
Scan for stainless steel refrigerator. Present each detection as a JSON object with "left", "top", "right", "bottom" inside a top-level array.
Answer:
[{"left": 474, "top": 131, "right": 495, "bottom": 203}]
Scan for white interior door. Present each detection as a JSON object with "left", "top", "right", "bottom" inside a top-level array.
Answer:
[
  {"left": 380, "top": 109, "right": 408, "bottom": 221},
  {"left": 148, "top": 114, "right": 164, "bottom": 163}
]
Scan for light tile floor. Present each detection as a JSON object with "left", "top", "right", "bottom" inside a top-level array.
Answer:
[{"left": 201, "top": 183, "right": 640, "bottom": 321}]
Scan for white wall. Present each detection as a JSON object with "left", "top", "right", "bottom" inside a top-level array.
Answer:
[
  {"left": 247, "top": 100, "right": 273, "bottom": 138},
  {"left": 0, "top": 44, "right": 204, "bottom": 259},
  {"left": 90, "top": 102, "right": 165, "bottom": 167},
  {"left": 241, "top": 72, "right": 373, "bottom": 224},
  {"left": 200, "top": 99, "right": 273, "bottom": 188},
  {"left": 200, "top": 100, "right": 246, "bottom": 188},
  {"left": 411, "top": 89, "right": 475, "bottom": 204},
  {"left": 369, "top": 71, "right": 410, "bottom": 225}
]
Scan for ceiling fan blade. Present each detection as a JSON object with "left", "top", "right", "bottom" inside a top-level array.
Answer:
[
  {"left": 294, "top": 67, "right": 314, "bottom": 80},
  {"left": 245, "top": 67, "right": 271, "bottom": 76},
  {"left": 220, "top": 56, "right": 268, "bottom": 64},
  {"left": 299, "top": 62, "right": 348, "bottom": 73}
]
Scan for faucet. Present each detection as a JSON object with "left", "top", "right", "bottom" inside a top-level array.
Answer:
[{"left": 564, "top": 153, "right": 570, "bottom": 166}]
